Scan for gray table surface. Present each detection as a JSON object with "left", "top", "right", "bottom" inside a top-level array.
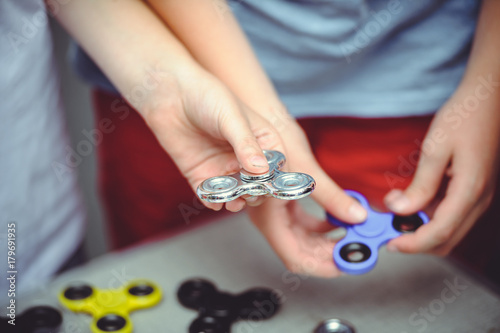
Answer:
[{"left": 18, "top": 202, "right": 500, "bottom": 333}]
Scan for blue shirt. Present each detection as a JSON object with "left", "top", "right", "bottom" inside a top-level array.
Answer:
[{"left": 71, "top": 0, "right": 481, "bottom": 118}]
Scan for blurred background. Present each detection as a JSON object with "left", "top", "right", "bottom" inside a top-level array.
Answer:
[{"left": 50, "top": 18, "right": 109, "bottom": 259}]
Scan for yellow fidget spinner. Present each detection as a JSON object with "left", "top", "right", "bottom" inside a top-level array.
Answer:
[{"left": 59, "top": 279, "right": 162, "bottom": 333}]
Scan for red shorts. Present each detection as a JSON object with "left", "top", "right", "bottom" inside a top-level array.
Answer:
[{"left": 92, "top": 89, "right": 500, "bottom": 282}]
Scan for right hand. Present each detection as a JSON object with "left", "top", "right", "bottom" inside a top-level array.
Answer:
[
  {"left": 138, "top": 65, "right": 286, "bottom": 212},
  {"left": 247, "top": 111, "right": 368, "bottom": 277},
  {"left": 140, "top": 64, "right": 367, "bottom": 276}
]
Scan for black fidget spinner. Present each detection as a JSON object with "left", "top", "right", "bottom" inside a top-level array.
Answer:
[
  {"left": 177, "top": 278, "right": 281, "bottom": 333},
  {"left": 0, "top": 305, "right": 62, "bottom": 333}
]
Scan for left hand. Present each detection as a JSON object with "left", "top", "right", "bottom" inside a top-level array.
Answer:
[
  {"left": 384, "top": 80, "right": 500, "bottom": 255},
  {"left": 248, "top": 198, "right": 343, "bottom": 277},
  {"left": 247, "top": 111, "right": 366, "bottom": 278}
]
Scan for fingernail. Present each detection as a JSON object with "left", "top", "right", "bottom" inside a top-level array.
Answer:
[
  {"left": 208, "top": 203, "right": 222, "bottom": 211},
  {"left": 385, "top": 189, "right": 403, "bottom": 203},
  {"left": 228, "top": 202, "right": 245, "bottom": 212},
  {"left": 246, "top": 196, "right": 258, "bottom": 203},
  {"left": 388, "top": 194, "right": 410, "bottom": 212},
  {"left": 386, "top": 244, "right": 399, "bottom": 253},
  {"left": 250, "top": 155, "right": 268, "bottom": 168},
  {"left": 348, "top": 202, "right": 367, "bottom": 222}
]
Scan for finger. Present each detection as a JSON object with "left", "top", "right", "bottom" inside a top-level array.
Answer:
[
  {"left": 249, "top": 202, "right": 341, "bottom": 278},
  {"left": 243, "top": 106, "right": 287, "bottom": 154},
  {"left": 245, "top": 195, "right": 266, "bottom": 207},
  {"left": 205, "top": 202, "right": 223, "bottom": 211},
  {"left": 265, "top": 117, "right": 368, "bottom": 224},
  {"left": 290, "top": 230, "right": 339, "bottom": 276},
  {"left": 186, "top": 153, "right": 240, "bottom": 211},
  {"left": 225, "top": 198, "right": 246, "bottom": 212},
  {"left": 431, "top": 209, "right": 478, "bottom": 256},
  {"left": 431, "top": 192, "right": 492, "bottom": 256},
  {"left": 310, "top": 168, "right": 367, "bottom": 224},
  {"left": 384, "top": 143, "right": 451, "bottom": 214},
  {"left": 387, "top": 170, "right": 477, "bottom": 253},
  {"left": 286, "top": 159, "right": 367, "bottom": 224},
  {"left": 238, "top": 112, "right": 365, "bottom": 225},
  {"left": 292, "top": 201, "right": 337, "bottom": 233},
  {"left": 218, "top": 105, "right": 270, "bottom": 175},
  {"left": 225, "top": 108, "right": 286, "bottom": 210}
]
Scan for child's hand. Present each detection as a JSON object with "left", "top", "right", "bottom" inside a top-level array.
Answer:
[
  {"left": 140, "top": 0, "right": 367, "bottom": 275},
  {"left": 248, "top": 199, "right": 342, "bottom": 277},
  {"left": 140, "top": 67, "right": 286, "bottom": 212},
  {"left": 52, "top": 0, "right": 287, "bottom": 213},
  {"left": 384, "top": 83, "right": 500, "bottom": 255},
  {"left": 246, "top": 112, "right": 368, "bottom": 277}
]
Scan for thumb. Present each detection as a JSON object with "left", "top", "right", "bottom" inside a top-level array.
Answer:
[
  {"left": 281, "top": 127, "right": 367, "bottom": 224},
  {"left": 290, "top": 150, "right": 367, "bottom": 223},
  {"left": 313, "top": 168, "right": 368, "bottom": 224},
  {"left": 384, "top": 150, "right": 450, "bottom": 214},
  {"left": 218, "top": 107, "right": 270, "bottom": 174}
]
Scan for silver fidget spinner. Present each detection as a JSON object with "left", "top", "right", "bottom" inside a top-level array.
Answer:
[{"left": 196, "top": 150, "right": 316, "bottom": 203}]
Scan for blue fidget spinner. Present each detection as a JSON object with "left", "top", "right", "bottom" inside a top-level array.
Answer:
[
  {"left": 327, "top": 190, "right": 429, "bottom": 275},
  {"left": 197, "top": 150, "right": 315, "bottom": 203}
]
